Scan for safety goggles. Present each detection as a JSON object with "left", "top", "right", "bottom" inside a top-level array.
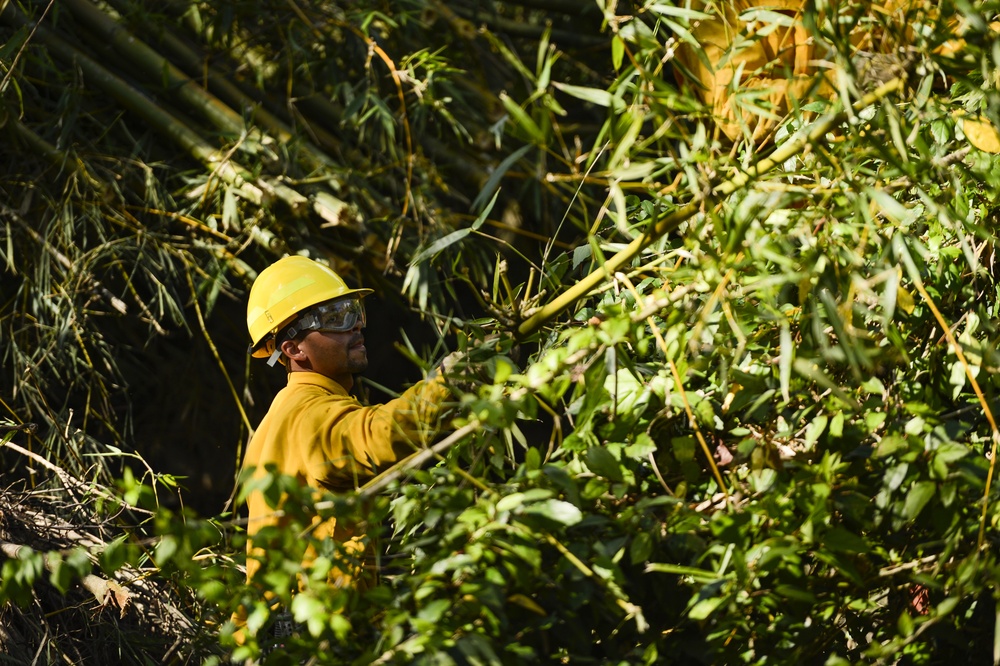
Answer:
[
  {"left": 265, "top": 298, "right": 367, "bottom": 366},
  {"left": 292, "top": 298, "right": 366, "bottom": 336}
]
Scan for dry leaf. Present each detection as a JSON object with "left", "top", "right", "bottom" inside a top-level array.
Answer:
[{"left": 957, "top": 114, "right": 1000, "bottom": 153}]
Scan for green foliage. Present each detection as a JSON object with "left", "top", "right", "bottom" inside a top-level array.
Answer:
[{"left": 5, "top": 0, "right": 1000, "bottom": 664}]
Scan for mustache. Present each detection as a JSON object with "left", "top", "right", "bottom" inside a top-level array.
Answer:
[{"left": 349, "top": 333, "right": 365, "bottom": 346}]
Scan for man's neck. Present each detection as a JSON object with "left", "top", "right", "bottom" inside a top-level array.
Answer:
[{"left": 288, "top": 366, "right": 353, "bottom": 392}]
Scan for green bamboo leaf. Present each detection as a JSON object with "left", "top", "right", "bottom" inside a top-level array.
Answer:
[
  {"left": 499, "top": 92, "right": 546, "bottom": 145},
  {"left": 774, "top": 585, "right": 817, "bottom": 604},
  {"left": 824, "top": 526, "right": 869, "bottom": 554},
  {"left": 630, "top": 532, "right": 654, "bottom": 564},
  {"left": 688, "top": 596, "right": 724, "bottom": 620},
  {"left": 660, "top": 17, "right": 702, "bottom": 52},
  {"left": 473, "top": 147, "right": 530, "bottom": 212},
  {"left": 536, "top": 32, "right": 555, "bottom": 92},
  {"left": 584, "top": 446, "right": 624, "bottom": 482},
  {"left": 804, "top": 414, "right": 829, "bottom": 444},
  {"left": 99, "top": 536, "right": 128, "bottom": 575},
  {"left": 902, "top": 481, "right": 936, "bottom": 520},
  {"left": 885, "top": 106, "right": 909, "bottom": 163},
  {"left": 497, "top": 488, "right": 553, "bottom": 513},
  {"left": 612, "top": 35, "right": 624, "bottom": 70},
  {"left": 645, "top": 4, "right": 712, "bottom": 20},
  {"left": 410, "top": 229, "right": 471, "bottom": 265},
  {"left": 607, "top": 112, "right": 643, "bottom": 170},
  {"left": 739, "top": 8, "right": 797, "bottom": 32},
  {"left": 472, "top": 189, "right": 501, "bottom": 230},
  {"left": 552, "top": 81, "right": 624, "bottom": 111},
  {"left": 792, "top": 358, "right": 861, "bottom": 410},
  {"left": 291, "top": 593, "right": 327, "bottom": 637},
  {"left": 0, "top": 24, "right": 28, "bottom": 61},
  {"left": 870, "top": 188, "right": 911, "bottom": 226},
  {"left": 522, "top": 499, "right": 583, "bottom": 526},
  {"left": 47, "top": 553, "right": 71, "bottom": 594},
  {"left": 410, "top": 190, "right": 500, "bottom": 266}
]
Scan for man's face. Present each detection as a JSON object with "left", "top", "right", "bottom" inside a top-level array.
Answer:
[
  {"left": 294, "top": 324, "right": 368, "bottom": 385},
  {"left": 281, "top": 298, "right": 369, "bottom": 386}
]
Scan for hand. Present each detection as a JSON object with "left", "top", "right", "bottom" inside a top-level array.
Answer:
[
  {"left": 432, "top": 350, "right": 484, "bottom": 394},
  {"left": 437, "top": 350, "right": 467, "bottom": 376}
]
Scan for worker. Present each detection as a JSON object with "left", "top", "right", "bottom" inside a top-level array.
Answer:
[{"left": 234, "top": 254, "right": 453, "bottom": 644}]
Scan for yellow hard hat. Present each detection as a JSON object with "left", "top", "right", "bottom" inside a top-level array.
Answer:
[{"left": 247, "top": 256, "right": 373, "bottom": 360}]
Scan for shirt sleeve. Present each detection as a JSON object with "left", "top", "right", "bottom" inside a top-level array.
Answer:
[{"left": 297, "top": 378, "right": 453, "bottom": 491}]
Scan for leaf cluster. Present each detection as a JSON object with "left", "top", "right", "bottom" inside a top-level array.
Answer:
[{"left": 5, "top": 0, "right": 1000, "bottom": 664}]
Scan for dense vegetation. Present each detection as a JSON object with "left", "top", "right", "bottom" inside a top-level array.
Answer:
[{"left": 3, "top": 0, "right": 1000, "bottom": 663}]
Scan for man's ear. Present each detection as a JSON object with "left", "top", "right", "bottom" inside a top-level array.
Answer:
[{"left": 280, "top": 338, "right": 307, "bottom": 363}]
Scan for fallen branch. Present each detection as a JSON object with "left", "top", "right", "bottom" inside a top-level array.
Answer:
[
  {"left": 0, "top": 539, "right": 130, "bottom": 614},
  {"left": 1, "top": 439, "right": 151, "bottom": 515}
]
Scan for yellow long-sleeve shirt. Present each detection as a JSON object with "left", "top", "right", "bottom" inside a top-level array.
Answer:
[{"left": 241, "top": 371, "right": 451, "bottom": 583}]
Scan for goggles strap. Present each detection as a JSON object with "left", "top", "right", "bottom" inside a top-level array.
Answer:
[{"left": 266, "top": 348, "right": 283, "bottom": 367}]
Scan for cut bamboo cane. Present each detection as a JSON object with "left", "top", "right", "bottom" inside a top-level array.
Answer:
[
  {"left": 515, "top": 77, "right": 906, "bottom": 339},
  {"left": 130, "top": 9, "right": 346, "bottom": 170},
  {"left": 123, "top": 2, "right": 493, "bottom": 207},
  {"left": 55, "top": 0, "right": 253, "bottom": 148},
  {"left": 0, "top": 2, "right": 259, "bottom": 198}
]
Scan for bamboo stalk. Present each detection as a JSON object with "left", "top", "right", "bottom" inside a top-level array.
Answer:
[
  {"left": 107, "top": 0, "right": 348, "bottom": 156},
  {"left": 0, "top": 2, "right": 258, "bottom": 198},
  {"left": 0, "top": 99, "right": 105, "bottom": 188},
  {"left": 515, "top": 76, "right": 906, "bottom": 339},
  {"left": 62, "top": 0, "right": 353, "bottom": 226},
  {"left": 0, "top": 2, "right": 355, "bottom": 225},
  {"left": 88, "top": 0, "right": 349, "bottom": 184},
  {"left": 57, "top": 0, "right": 250, "bottom": 147},
  {"left": 450, "top": 4, "right": 606, "bottom": 48}
]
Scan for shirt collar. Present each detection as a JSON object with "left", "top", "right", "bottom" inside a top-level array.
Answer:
[{"left": 287, "top": 371, "right": 350, "bottom": 395}]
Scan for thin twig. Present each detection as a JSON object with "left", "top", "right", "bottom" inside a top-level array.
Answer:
[
  {"left": 183, "top": 271, "right": 252, "bottom": 432},
  {"left": 0, "top": 0, "right": 56, "bottom": 96},
  {"left": 357, "top": 423, "right": 480, "bottom": 499},
  {"left": 616, "top": 272, "right": 729, "bottom": 501},
  {"left": 908, "top": 278, "right": 1000, "bottom": 549}
]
